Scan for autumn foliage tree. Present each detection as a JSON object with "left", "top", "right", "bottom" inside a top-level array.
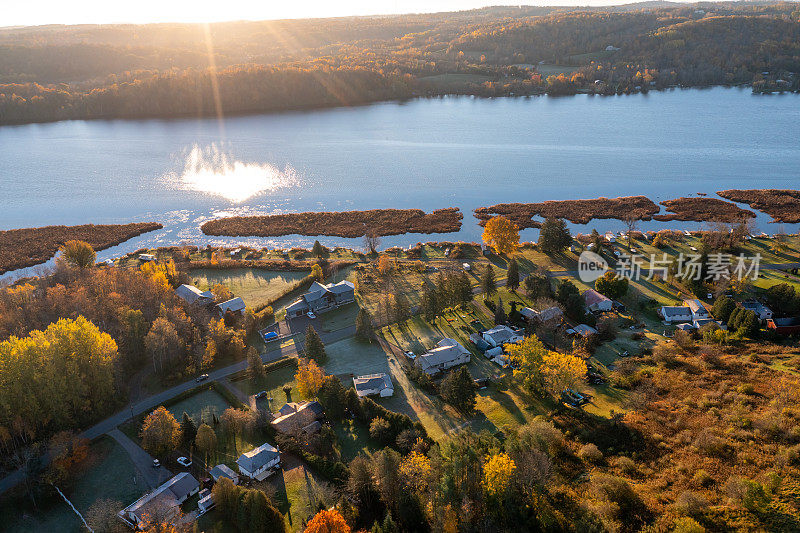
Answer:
[
  {"left": 296, "top": 358, "right": 326, "bottom": 399},
  {"left": 140, "top": 406, "right": 180, "bottom": 457},
  {"left": 305, "top": 508, "right": 351, "bottom": 533},
  {"left": 483, "top": 452, "right": 517, "bottom": 498},
  {"left": 195, "top": 423, "right": 218, "bottom": 465},
  {"left": 482, "top": 216, "right": 520, "bottom": 255},
  {"left": 58, "top": 240, "right": 96, "bottom": 269}
]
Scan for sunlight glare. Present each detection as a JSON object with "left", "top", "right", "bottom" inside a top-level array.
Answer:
[{"left": 169, "top": 144, "right": 298, "bottom": 203}]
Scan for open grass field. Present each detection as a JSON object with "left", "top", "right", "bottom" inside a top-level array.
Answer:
[
  {"left": 189, "top": 268, "right": 310, "bottom": 309},
  {"left": 4, "top": 437, "right": 144, "bottom": 533},
  {"left": 532, "top": 64, "right": 577, "bottom": 76},
  {"left": 323, "top": 337, "right": 391, "bottom": 380},
  {"left": 166, "top": 388, "right": 232, "bottom": 426}
]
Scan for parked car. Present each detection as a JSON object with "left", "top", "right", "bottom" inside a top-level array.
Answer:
[
  {"left": 307, "top": 311, "right": 317, "bottom": 319},
  {"left": 473, "top": 378, "right": 490, "bottom": 389},
  {"left": 195, "top": 373, "right": 209, "bottom": 382},
  {"left": 254, "top": 390, "right": 267, "bottom": 399},
  {"left": 177, "top": 457, "right": 192, "bottom": 468},
  {"left": 152, "top": 459, "right": 161, "bottom": 468}
]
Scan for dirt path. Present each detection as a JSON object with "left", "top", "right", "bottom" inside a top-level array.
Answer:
[{"left": 107, "top": 428, "right": 173, "bottom": 490}]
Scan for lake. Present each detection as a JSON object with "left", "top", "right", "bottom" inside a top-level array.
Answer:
[{"left": 1, "top": 86, "right": 799, "bottom": 273}]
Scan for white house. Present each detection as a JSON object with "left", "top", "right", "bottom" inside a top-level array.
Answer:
[
  {"left": 175, "top": 284, "right": 214, "bottom": 305},
  {"left": 198, "top": 488, "right": 215, "bottom": 513},
  {"left": 416, "top": 338, "right": 471, "bottom": 376},
  {"left": 120, "top": 472, "right": 199, "bottom": 528},
  {"left": 584, "top": 289, "right": 613, "bottom": 312},
  {"left": 210, "top": 464, "right": 239, "bottom": 485},
  {"left": 353, "top": 373, "right": 394, "bottom": 397},
  {"left": 236, "top": 443, "right": 281, "bottom": 481},
  {"left": 660, "top": 306, "right": 692, "bottom": 323},
  {"left": 216, "top": 297, "right": 246, "bottom": 317},
  {"left": 482, "top": 325, "right": 523, "bottom": 348},
  {"left": 742, "top": 301, "right": 773, "bottom": 321},
  {"left": 138, "top": 253, "right": 156, "bottom": 262},
  {"left": 684, "top": 299, "right": 710, "bottom": 321},
  {"left": 604, "top": 232, "right": 616, "bottom": 243}
]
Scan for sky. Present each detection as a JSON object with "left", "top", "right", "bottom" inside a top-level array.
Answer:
[{"left": 3, "top": 0, "right": 685, "bottom": 27}]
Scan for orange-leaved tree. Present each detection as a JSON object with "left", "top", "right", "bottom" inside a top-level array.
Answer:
[
  {"left": 482, "top": 216, "right": 520, "bottom": 255},
  {"left": 304, "top": 509, "right": 351, "bottom": 533}
]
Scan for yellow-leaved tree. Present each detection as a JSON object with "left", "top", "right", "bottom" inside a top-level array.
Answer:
[
  {"left": 506, "top": 335, "right": 587, "bottom": 397},
  {"left": 483, "top": 452, "right": 517, "bottom": 497},
  {"left": 377, "top": 254, "right": 392, "bottom": 276},
  {"left": 399, "top": 450, "right": 432, "bottom": 491},
  {"left": 482, "top": 216, "right": 520, "bottom": 255},
  {"left": 140, "top": 406, "right": 180, "bottom": 457},
  {"left": 295, "top": 358, "right": 326, "bottom": 398},
  {"left": 541, "top": 350, "right": 587, "bottom": 397}
]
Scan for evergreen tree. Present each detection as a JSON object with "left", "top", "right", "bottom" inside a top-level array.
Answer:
[
  {"left": 482, "top": 264, "right": 497, "bottom": 297},
  {"left": 355, "top": 308, "right": 373, "bottom": 341},
  {"left": 317, "top": 375, "right": 347, "bottom": 421},
  {"left": 591, "top": 229, "right": 604, "bottom": 251},
  {"left": 440, "top": 367, "right": 476, "bottom": 414},
  {"left": 312, "top": 240, "right": 325, "bottom": 258},
  {"left": 556, "top": 280, "right": 585, "bottom": 320},
  {"left": 422, "top": 285, "right": 439, "bottom": 321},
  {"left": 539, "top": 217, "right": 572, "bottom": 254},
  {"left": 457, "top": 271, "right": 474, "bottom": 306},
  {"left": 246, "top": 347, "right": 265, "bottom": 380},
  {"left": 304, "top": 326, "right": 327, "bottom": 363},
  {"left": 524, "top": 273, "right": 552, "bottom": 299},
  {"left": 507, "top": 258, "right": 520, "bottom": 291},
  {"left": 712, "top": 296, "right": 737, "bottom": 321},
  {"left": 180, "top": 411, "right": 197, "bottom": 451},
  {"left": 495, "top": 297, "right": 507, "bottom": 324}
]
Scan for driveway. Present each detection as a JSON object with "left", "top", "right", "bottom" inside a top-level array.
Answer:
[{"left": 107, "top": 429, "right": 173, "bottom": 490}]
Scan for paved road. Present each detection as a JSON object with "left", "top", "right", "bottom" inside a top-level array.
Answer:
[
  {"left": 108, "top": 429, "right": 173, "bottom": 490},
  {"left": 0, "top": 321, "right": 355, "bottom": 496}
]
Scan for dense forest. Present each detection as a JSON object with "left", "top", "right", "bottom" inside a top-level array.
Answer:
[{"left": 1, "top": 2, "right": 799, "bottom": 124}]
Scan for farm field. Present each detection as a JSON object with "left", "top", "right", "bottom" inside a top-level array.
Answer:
[
  {"left": 189, "top": 268, "right": 310, "bottom": 309},
  {"left": 4, "top": 437, "right": 144, "bottom": 533}
]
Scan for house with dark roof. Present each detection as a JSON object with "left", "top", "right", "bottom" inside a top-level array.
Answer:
[
  {"left": 271, "top": 401, "right": 324, "bottom": 435},
  {"left": 482, "top": 325, "right": 523, "bottom": 348},
  {"left": 767, "top": 317, "right": 800, "bottom": 335},
  {"left": 209, "top": 464, "right": 239, "bottom": 485},
  {"left": 236, "top": 443, "right": 281, "bottom": 481},
  {"left": 285, "top": 280, "right": 355, "bottom": 318},
  {"left": 120, "top": 472, "right": 199, "bottom": 528},
  {"left": 175, "top": 284, "right": 214, "bottom": 305},
  {"left": 353, "top": 373, "right": 394, "bottom": 397},
  {"left": 415, "top": 338, "right": 470, "bottom": 376},
  {"left": 742, "top": 301, "right": 773, "bottom": 321},
  {"left": 216, "top": 297, "right": 246, "bottom": 317},
  {"left": 660, "top": 306, "right": 692, "bottom": 323}
]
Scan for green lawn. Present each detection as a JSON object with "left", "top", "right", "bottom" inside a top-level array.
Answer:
[
  {"left": 232, "top": 364, "right": 297, "bottom": 406},
  {"left": 166, "top": 388, "right": 232, "bottom": 426},
  {"left": 322, "top": 337, "right": 391, "bottom": 380},
  {"left": 3, "top": 437, "right": 144, "bottom": 533},
  {"left": 189, "top": 268, "right": 310, "bottom": 309},
  {"left": 333, "top": 419, "right": 381, "bottom": 462}
]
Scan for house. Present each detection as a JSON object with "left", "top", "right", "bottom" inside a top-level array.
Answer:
[
  {"left": 604, "top": 232, "right": 616, "bottom": 243},
  {"left": 742, "top": 301, "right": 774, "bottom": 321},
  {"left": 198, "top": 489, "right": 215, "bottom": 513},
  {"left": 416, "top": 338, "right": 471, "bottom": 376},
  {"left": 693, "top": 318, "right": 717, "bottom": 330},
  {"left": 120, "top": 472, "right": 199, "bottom": 528},
  {"left": 236, "top": 442, "right": 281, "bottom": 481},
  {"left": 684, "top": 299, "right": 710, "bottom": 320},
  {"left": 520, "top": 307, "right": 539, "bottom": 322},
  {"left": 271, "top": 401, "right": 324, "bottom": 434},
  {"left": 482, "top": 325, "right": 523, "bottom": 347},
  {"left": 584, "top": 289, "right": 613, "bottom": 312},
  {"left": 605, "top": 45, "right": 620, "bottom": 51},
  {"left": 353, "top": 373, "right": 394, "bottom": 397},
  {"left": 468, "top": 332, "right": 490, "bottom": 352},
  {"left": 574, "top": 324, "right": 598, "bottom": 338},
  {"left": 485, "top": 346, "right": 504, "bottom": 359},
  {"left": 767, "top": 317, "right": 800, "bottom": 335},
  {"left": 675, "top": 323, "right": 695, "bottom": 332},
  {"left": 216, "top": 297, "right": 246, "bottom": 317},
  {"left": 660, "top": 306, "right": 692, "bottom": 323},
  {"left": 138, "top": 253, "right": 156, "bottom": 262},
  {"left": 209, "top": 464, "right": 239, "bottom": 485},
  {"left": 538, "top": 306, "right": 563, "bottom": 323},
  {"left": 285, "top": 280, "right": 356, "bottom": 318},
  {"left": 175, "top": 284, "right": 214, "bottom": 305}
]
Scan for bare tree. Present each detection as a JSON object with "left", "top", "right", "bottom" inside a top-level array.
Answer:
[
  {"left": 622, "top": 214, "right": 638, "bottom": 250},
  {"left": 363, "top": 230, "right": 381, "bottom": 255}
]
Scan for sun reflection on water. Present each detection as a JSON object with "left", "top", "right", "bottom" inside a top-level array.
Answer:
[{"left": 167, "top": 144, "right": 298, "bottom": 203}]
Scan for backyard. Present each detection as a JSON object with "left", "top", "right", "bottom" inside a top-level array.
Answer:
[
  {"left": 189, "top": 268, "right": 310, "bottom": 309},
  {"left": 4, "top": 437, "right": 144, "bottom": 533}
]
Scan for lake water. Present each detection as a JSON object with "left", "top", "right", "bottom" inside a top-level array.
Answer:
[{"left": 1, "top": 86, "right": 799, "bottom": 274}]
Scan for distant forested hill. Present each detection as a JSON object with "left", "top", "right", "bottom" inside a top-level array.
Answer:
[{"left": 1, "top": 2, "right": 798, "bottom": 124}]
